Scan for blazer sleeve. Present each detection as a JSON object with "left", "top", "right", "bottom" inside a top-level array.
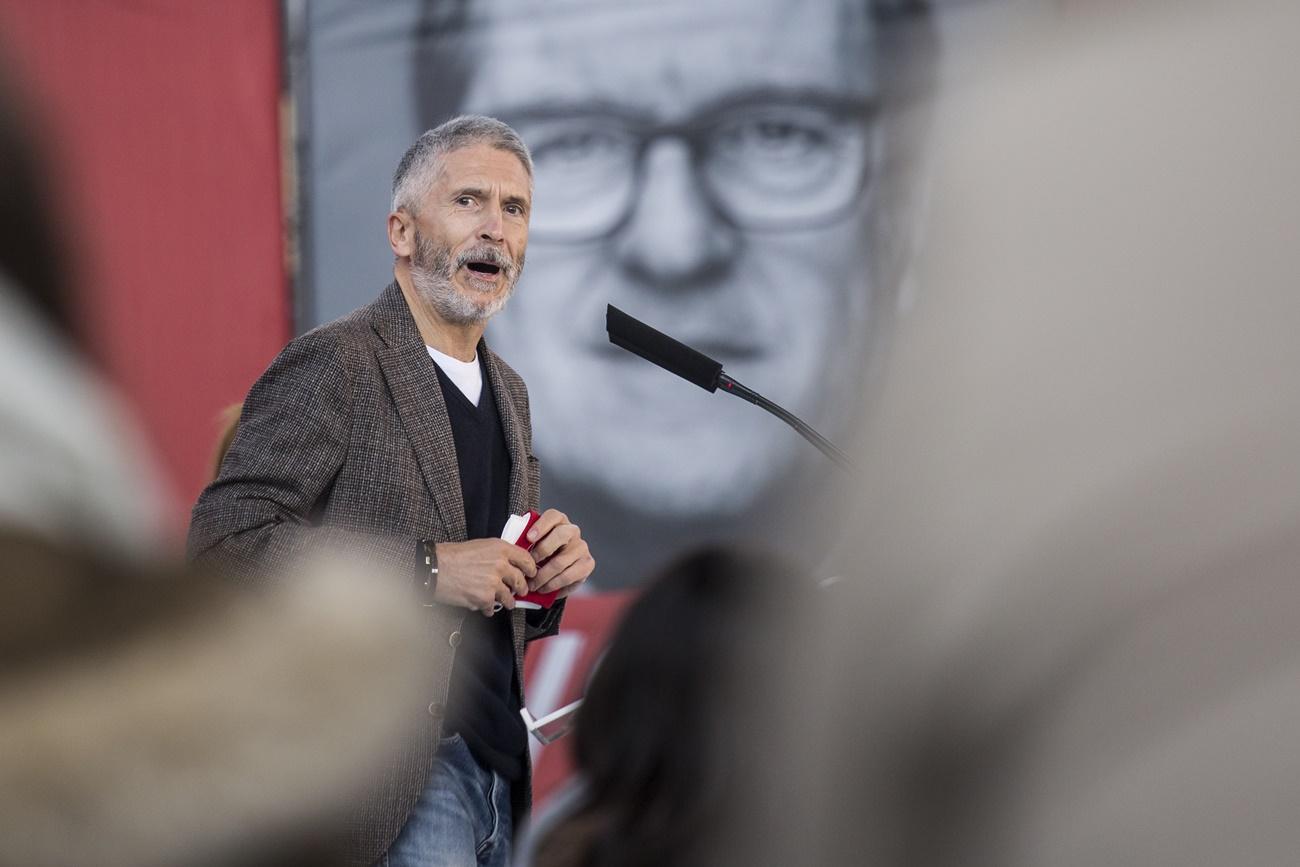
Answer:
[{"left": 187, "top": 330, "right": 410, "bottom": 582}]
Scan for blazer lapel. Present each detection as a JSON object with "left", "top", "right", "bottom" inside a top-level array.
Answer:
[
  {"left": 482, "top": 343, "right": 531, "bottom": 518},
  {"left": 370, "top": 282, "right": 467, "bottom": 541}
]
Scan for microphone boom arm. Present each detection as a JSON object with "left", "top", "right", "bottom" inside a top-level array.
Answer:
[
  {"left": 605, "top": 304, "right": 855, "bottom": 469},
  {"left": 716, "top": 373, "right": 855, "bottom": 469}
]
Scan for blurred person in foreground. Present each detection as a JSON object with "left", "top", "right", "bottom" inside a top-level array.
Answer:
[
  {"left": 0, "top": 63, "right": 435, "bottom": 867},
  {"left": 737, "top": 1, "right": 1300, "bottom": 864},
  {"left": 190, "top": 116, "right": 594, "bottom": 866},
  {"left": 413, "top": 0, "right": 934, "bottom": 587},
  {"left": 0, "top": 529, "right": 436, "bottom": 867},
  {"left": 516, "top": 547, "right": 800, "bottom": 867}
]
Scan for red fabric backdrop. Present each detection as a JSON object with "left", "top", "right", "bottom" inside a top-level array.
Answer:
[{"left": 0, "top": 1, "right": 289, "bottom": 533}]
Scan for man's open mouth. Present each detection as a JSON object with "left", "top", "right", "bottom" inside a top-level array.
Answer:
[{"left": 465, "top": 261, "right": 501, "bottom": 276}]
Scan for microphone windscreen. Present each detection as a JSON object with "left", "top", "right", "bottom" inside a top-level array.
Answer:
[{"left": 606, "top": 305, "right": 723, "bottom": 392}]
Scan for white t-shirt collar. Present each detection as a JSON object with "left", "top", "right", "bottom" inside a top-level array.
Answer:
[{"left": 426, "top": 345, "right": 483, "bottom": 407}]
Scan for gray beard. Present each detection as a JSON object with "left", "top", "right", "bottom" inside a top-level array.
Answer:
[{"left": 409, "top": 232, "right": 521, "bottom": 326}]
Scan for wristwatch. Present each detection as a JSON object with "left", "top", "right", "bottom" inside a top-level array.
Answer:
[{"left": 417, "top": 538, "right": 438, "bottom": 605}]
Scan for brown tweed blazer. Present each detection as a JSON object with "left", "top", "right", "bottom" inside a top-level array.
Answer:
[{"left": 188, "top": 281, "right": 561, "bottom": 865}]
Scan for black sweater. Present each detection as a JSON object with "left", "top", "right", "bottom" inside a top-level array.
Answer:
[{"left": 436, "top": 357, "right": 528, "bottom": 781}]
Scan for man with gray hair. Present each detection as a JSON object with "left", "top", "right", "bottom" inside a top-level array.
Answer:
[{"left": 190, "top": 114, "right": 594, "bottom": 866}]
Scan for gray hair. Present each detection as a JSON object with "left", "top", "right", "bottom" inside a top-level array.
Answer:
[{"left": 390, "top": 114, "right": 533, "bottom": 214}]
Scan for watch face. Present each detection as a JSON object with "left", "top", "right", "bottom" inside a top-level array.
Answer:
[{"left": 418, "top": 539, "right": 438, "bottom": 596}]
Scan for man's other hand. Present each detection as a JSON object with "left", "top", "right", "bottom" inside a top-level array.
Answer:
[
  {"left": 524, "top": 509, "right": 595, "bottom": 598},
  {"left": 434, "top": 539, "right": 536, "bottom": 616}
]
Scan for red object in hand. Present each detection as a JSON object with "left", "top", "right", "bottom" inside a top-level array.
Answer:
[{"left": 501, "top": 511, "right": 560, "bottom": 609}]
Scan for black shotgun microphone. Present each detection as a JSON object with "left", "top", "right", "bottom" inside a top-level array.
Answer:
[
  {"left": 606, "top": 304, "right": 723, "bottom": 391},
  {"left": 605, "top": 304, "right": 854, "bottom": 468}
]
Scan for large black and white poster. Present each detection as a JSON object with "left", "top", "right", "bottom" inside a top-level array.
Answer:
[{"left": 293, "top": 0, "right": 930, "bottom": 589}]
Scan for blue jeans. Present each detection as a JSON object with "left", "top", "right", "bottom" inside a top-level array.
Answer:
[{"left": 381, "top": 734, "right": 513, "bottom": 867}]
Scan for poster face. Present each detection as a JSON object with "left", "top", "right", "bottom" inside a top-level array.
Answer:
[{"left": 296, "top": 0, "right": 921, "bottom": 590}]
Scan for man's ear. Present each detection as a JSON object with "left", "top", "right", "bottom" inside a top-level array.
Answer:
[{"left": 388, "top": 211, "right": 414, "bottom": 259}]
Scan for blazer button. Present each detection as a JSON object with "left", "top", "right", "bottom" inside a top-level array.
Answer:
[
  {"left": 448, "top": 630, "right": 462, "bottom": 649},
  {"left": 427, "top": 701, "right": 444, "bottom": 717}
]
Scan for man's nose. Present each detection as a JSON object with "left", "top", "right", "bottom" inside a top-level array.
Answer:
[
  {"left": 478, "top": 204, "right": 505, "bottom": 242},
  {"left": 614, "top": 139, "right": 739, "bottom": 290}
]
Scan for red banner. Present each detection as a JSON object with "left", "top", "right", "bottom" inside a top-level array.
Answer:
[{"left": 0, "top": 1, "right": 289, "bottom": 531}]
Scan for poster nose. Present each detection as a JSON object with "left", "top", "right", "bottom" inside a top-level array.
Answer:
[{"left": 614, "top": 139, "right": 740, "bottom": 289}]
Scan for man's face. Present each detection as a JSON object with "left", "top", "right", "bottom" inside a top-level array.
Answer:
[
  {"left": 464, "top": 0, "right": 883, "bottom": 515},
  {"left": 404, "top": 143, "right": 530, "bottom": 325}
]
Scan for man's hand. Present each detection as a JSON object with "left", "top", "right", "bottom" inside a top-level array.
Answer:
[
  {"left": 433, "top": 539, "right": 537, "bottom": 616},
  {"left": 525, "top": 509, "right": 595, "bottom": 598}
]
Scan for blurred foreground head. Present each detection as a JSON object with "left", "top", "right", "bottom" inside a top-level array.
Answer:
[
  {"left": 0, "top": 534, "right": 436, "bottom": 867},
  {"left": 533, "top": 547, "right": 800, "bottom": 867},
  {"left": 758, "top": 1, "right": 1300, "bottom": 865}
]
